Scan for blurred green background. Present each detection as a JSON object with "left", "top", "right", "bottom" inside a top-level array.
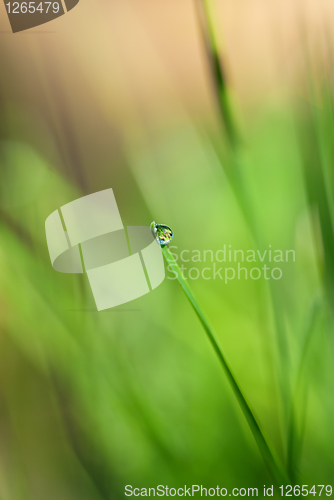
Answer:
[{"left": 1, "top": 0, "right": 334, "bottom": 498}]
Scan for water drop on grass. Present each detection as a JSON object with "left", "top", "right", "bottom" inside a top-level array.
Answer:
[{"left": 150, "top": 221, "right": 173, "bottom": 246}]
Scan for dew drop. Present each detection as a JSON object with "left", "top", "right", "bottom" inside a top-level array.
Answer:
[{"left": 151, "top": 221, "right": 173, "bottom": 246}]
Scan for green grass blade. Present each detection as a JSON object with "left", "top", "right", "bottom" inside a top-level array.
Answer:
[
  {"left": 194, "top": 0, "right": 292, "bottom": 453},
  {"left": 162, "top": 244, "right": 289, "bottom": 484},
  {"left": 194, "top": 0, "right": 238, "bottom": 149},
  {"left": 286, "top": 296, "right": 321, "bottom": 482}
]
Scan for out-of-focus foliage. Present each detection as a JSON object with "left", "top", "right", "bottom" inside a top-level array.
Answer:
[{"left": 0, "top": 0, "right": 334, "bottom": 498}]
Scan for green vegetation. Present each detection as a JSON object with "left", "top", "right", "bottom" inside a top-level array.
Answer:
[{"left": 0, "top": 0, "right": 334, "bottom": 498}]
